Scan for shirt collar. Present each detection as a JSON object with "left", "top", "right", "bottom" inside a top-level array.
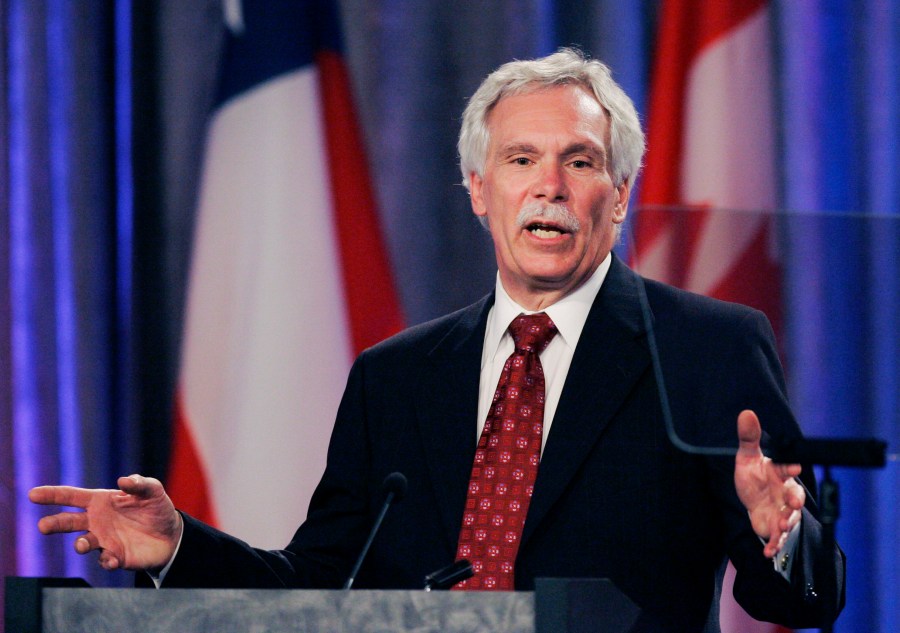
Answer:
[{"left": 484, "top": 253, "right": 612, "bottom": 365}]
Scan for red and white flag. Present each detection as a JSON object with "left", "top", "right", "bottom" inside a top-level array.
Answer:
[
  {"left": 167, "top": 0, "right": 403, "bottom": 549},
  {"left": 635, "top": 0, "right": 782, "bottom": 334},
  {"left": 634, "top": 0, "right": 786, "bottom": 631}
]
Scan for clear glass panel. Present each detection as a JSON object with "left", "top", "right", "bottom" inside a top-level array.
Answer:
[{"left": 619, "top": 205, "right": 898, "bottom": 465}]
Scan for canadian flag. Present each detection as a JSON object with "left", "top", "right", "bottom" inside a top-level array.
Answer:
[
  {"left": 635, "top": 0, "right": 782, "bottom": 331},
  {"left": 634, "top": 0, "right": 786, "bottom": 631},
  {"left": 166, "top": 0, "right": 403, "bottom": 549}
]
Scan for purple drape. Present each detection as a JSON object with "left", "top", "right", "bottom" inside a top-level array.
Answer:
[
  {"left": 1, "top": 1, "right": 137, "bottom": 613},
  {"left": 777, "top": 2, "right": 900, "bottom": 630}
]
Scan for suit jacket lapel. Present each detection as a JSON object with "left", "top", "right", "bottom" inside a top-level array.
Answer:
[
  {"left": 415, "top": 295, "right": 493, "bottom": 550},
  {"left": 522, "top": 256, "right": 652, "bottom": 546}
]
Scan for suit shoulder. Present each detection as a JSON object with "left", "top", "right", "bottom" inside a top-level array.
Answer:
[
  {"left": 360, "top": 295, "right": 491, "bottom": 360},
  {"left": 642, "top": 277, "right": 773, "bottom": 337}
]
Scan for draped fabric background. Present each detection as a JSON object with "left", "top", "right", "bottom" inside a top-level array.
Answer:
[
  {"left": 1, "top": 1, "right": 897, "bottom": 631},
  {"left": 775, "top": 4, "right": 899, "bottom": 631},
  {"left": 0, "top": 0, "right": 138, "bottom": 595}
]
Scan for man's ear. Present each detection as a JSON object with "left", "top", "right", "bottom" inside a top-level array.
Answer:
[
  {"left": 470, "top": 172, "right": 488, "bottom": 219},
  {"left": 612, "top": 179, "right": 631, "bottom": 224}
]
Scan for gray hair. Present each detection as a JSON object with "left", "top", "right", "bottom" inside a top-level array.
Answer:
[{"left": 458, "top": 48, "right": 645, "bottom": 192}]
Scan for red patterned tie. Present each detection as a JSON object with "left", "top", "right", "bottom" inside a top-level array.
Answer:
[{"left": 453, "top": 312, "right": 558, "bottom": 590}]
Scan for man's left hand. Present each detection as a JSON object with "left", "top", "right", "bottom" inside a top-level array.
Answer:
[{"left": 734, "top": 410, "right": 805, "bottom": 558}]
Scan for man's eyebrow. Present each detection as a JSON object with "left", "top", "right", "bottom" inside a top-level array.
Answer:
[
  {"left": 497, "top": 142, "right": 606, "bottom": 157},
  {"left": 494, "top": 141, "right": 608, "bottom": 165},
  {"left": 561, "top": 142, "right": 606, "bottom": 158},
  {"left": 498, "top": 142, "right": 539, "bottom": 155}
]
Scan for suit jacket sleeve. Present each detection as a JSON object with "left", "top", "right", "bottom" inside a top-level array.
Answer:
[{"left": 703, "top": 308, "right": 845, "bottom": 626}]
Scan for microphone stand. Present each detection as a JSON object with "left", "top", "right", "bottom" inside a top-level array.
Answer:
[
  {"left": 344, "top": 472, "right": 407, "bottom": 590},
  {"left": 769, "top": 436, "right": 886, "bottom": 633}
]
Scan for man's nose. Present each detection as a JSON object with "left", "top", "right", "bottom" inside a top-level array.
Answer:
[{"left": 530, "top": 163, "right": 568, "bottom": 201}]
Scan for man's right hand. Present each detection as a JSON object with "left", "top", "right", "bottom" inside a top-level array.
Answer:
[{"left": 29, "top": 474, "right": 182, "bottom": 572}]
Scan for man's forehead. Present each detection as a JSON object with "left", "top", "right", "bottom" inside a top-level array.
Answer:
[
  {"left": 489, "top": 83, "right": 604, "bottom": 118},
  {"left": 486, "top": 85, "right": 610, "bottom": 149}
]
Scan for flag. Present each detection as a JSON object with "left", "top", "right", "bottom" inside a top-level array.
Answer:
[
  {"left": 634, "top": 0, "right": 786, "bottom": 631},
  {"left": 167, "top": 0, "right": 403, "bottom": 549},
  {"left": 635, "top": 0, "right": 782, "bottom": 334}
]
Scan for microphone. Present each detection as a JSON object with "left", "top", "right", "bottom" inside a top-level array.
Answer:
[
  {"left": 343, "top": 472, "right": 407, "bottom": 590},
  {"left": 424, "top": 559, "right": 474, "bottom": 591}
]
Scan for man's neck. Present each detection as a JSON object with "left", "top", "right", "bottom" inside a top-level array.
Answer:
[
  {"left": 506, "top": 286, "right": 582, "bottom": 312},
  {"left": 497, "top": 253, "right": 613, "bottom": 312}
]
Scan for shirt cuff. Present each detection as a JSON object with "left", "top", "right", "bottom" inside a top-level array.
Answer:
[
  {"left": 146, "top": 519, "right": 185, "bottom": 589},
  {"left": 768, "top": 517, "right": 802, "bottom": 581}
]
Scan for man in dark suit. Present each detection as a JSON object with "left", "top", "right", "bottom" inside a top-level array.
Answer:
[{"left": 31, "top": 49, "right": 843, "bottom": 631}]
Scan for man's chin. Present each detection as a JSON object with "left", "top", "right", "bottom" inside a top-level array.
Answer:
[
  {"left": 520, "top": 267, "right": 586, "bottom": 292},
  {"left": 518, "top": 250, "right": 582, "bottom": 276}
]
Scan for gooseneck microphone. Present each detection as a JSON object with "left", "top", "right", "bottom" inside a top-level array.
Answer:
[
  {"left": 424, "top": 559, "right": 474, "bottom": 591},
  {"left": 635, "top": 272, "right": 889, "bottom": 466},
  {"left": 343, "top": 472, "right": 408, "bottom": 590}
]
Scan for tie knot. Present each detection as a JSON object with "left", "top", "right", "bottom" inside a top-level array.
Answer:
[{"left": 508, "top": 312, "right": 557, "bottom": 354}]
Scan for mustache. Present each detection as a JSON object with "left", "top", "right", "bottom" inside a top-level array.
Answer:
[{"left": 515, "top": 202, "right": 581, "bottom": 233}]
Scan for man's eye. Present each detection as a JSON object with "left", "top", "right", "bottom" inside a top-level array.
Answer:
[
  {"left": 571, "top": 160, "right": 591, "bottom": 169},
  {"left": 513, "top": 157, "right": 531, "bottom": 166}
]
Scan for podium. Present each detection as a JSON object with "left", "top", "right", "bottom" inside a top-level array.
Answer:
[{"left": 6, "top": 576, "right": 641, "bottom": 633}]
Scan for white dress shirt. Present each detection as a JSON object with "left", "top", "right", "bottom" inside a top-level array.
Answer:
[{"left": 478, "top": 254, "right": 612, "bottom": 448}]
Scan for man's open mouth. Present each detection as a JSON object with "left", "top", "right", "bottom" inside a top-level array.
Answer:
[{"left": 526, "top": 222, "right": 568, "bottom": 238}]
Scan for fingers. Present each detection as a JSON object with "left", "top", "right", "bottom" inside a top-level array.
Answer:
[
  {"left": 780, "top": 483, "right": 805, "bottom": 534},
  {"left": 37, "top": 511, "right": 90, "bottom": 535},
  {"left": 784, "top": 478, "right": 806, "bottom": 508},
  {"left": 71, "top": 528, "right": 123, "bottom": 570},
  {"left": 763, "top": 532, "right": 787, "bottom": 558},
  {"left": 775, "top": 502, "right": 801, "bottom": 532},
  {"left": 762, "top": 502, "right": 803, "bottom": 558},
  {"left": 98, "top": 550, "right": 122, "bottom": 570},
  {"left": 30, "top": 475, "right": 158, "bottom": 508},
  {"left": 763, "top": 523, "right": 797, "bottom": 559},
  {"left": 75, "top": 532, "right": 100, "bottom": 554},
  {"left": 29, "top": 485, "right": 95, "bottom": 508},
  {"left": 73, "top": 530, "right": 123, "bottom": 570},
  {"left": 774, "top": 461, "right": 803, "bottom": 480}
]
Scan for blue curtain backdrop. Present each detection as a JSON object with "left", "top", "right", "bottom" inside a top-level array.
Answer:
[
  {"left": 775, "top": 3, "right": 900, "bottom": 631},
  {"left": 1, "top": 1, "right": 897, "bottom": 631},
  {"left": 0, "top": 0, "right": 138, "bottom": 599}
]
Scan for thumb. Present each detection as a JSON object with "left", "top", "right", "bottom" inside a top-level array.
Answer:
[
  {"left": 117, "top": 474, "right": 159, "bottom": 497},
  {"left": 737, "top": 410, "right": 762, "bottom": 458}
]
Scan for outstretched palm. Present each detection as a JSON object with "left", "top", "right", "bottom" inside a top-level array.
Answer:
[
  {"left": 29, "top": 475, "right": 182, "bottom": 571},
  {"left": 734, "top": 410, "right": 805, "bottom": 558}
]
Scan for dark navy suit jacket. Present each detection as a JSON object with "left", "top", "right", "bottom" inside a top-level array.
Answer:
[{"left": 161, "top": 255, "right": 844, "bottom": 632}]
